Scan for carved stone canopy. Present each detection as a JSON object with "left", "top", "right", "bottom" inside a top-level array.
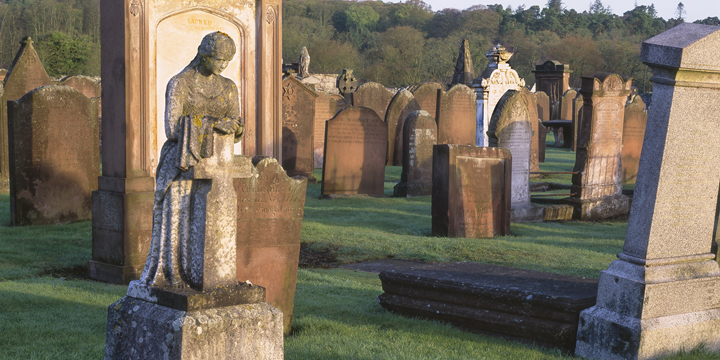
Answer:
[{"left": 485, "top": 44, "right": 513, "bottom": 70}]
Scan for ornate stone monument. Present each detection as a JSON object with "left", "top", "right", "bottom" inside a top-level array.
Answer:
[
  {"left": 488, "top": 91, "right": 543, "bottom": 222},
  {"left": 567, "top": 73, "right": 631, "bottom": 220},
  {"left": 336, "top": 69, "right": 358, "bottom": 103},
  {"left": 91, "top": 0, "right": 283, "bottom": 284},
  {"left": 104, "top": 33, "right": 283, "bottom": 359},
  {"left": 576, "top": 23, "right": 720, "bottom": 359},
  {"left": 450, "top": 39, "right": 475, "bottom": 87},
  {"left": 472, "top": 44, "right": 525, "bottom": 146},
  {"left": 532, "top": 60, "right": 571, "bottom": 107},
  {"left": 0, "top": 37, "right": 51, "bottom": 192},
  {"left": 298, "top": 46, "right": 310, "bottom": 77},
  {"left": 394, "top": 110, "right": 436, "bottom": 197}
]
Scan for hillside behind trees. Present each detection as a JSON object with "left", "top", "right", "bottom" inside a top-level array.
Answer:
[{"left": 284, "top": 0, "right": 717, "bottom": 93}]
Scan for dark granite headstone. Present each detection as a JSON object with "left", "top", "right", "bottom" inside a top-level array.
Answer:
[
  {"left": 385, "top": 89, "right": 420, "bottom": 166},
  {"left": 352, "top": 82, "right": 394, "bottom": 122},
  {"left": 394, "top": 110, "right": 437, "bottom": 197},
  {"left": 622, "top": 95, "right": 647, "bottom": 184},
  {"left": 377, "top": 262, "right": 598, "bottom": 351},
  {"left": 436, "top": 84, "right": 476, "bottom": 146},
  {"left": 313, "top": 92, "right": 337, "bottom": 168},
  {"left": 9, "top": 85, "right": 99, "bottom": 226},
  {"left": 321, "top": 107, "right": 387, "bottom": 197},
  {"left": 432, "top": 145, "right": 511, "bottom": 238},
  {"left": 282, "top": 75, "right": 318, "bottom": 181},
  {"left": 569, "top": 73, "right": 631, "bottom": 220},
  {"left": 235, "top": 157, "right": 306, "bottom": 334},
  {"left": 0, "top": 37, "right": 52, "bottom": 191}
]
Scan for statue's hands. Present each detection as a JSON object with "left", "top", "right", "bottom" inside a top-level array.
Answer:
[{"left": 213, "top": 118, "right": 236, "bottom": 134}]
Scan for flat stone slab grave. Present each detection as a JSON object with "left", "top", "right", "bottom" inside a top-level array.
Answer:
[{"left": 377, "top": 262, "right": 598, "bottom": 351}]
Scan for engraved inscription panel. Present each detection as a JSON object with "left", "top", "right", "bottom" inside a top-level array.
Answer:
[
  {"left": 582, "top": 99, "right": 624, "bottom": 198},
  {"left": 156, "top": 11, "right": 244, "bottom": 159},
  {"left": 404, "top": 113, "right": 437, "bottom": 196},
  {"left": 498, "top": 121, "right": 531, "bottom": 203}
]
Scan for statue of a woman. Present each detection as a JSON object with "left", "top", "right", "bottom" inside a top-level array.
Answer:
[{"left": 137, "top": 32, "right": 244, "bottom": 289}]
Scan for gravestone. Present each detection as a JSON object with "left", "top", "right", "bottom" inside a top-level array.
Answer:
[
  {"left": 560, "top": 89, "right": 577, "bottom": 120},
  {"left": 519, "top": 88, "right": 540, "bottom": 174},
  {"left": 235, "top": 157, "right": 306, "bottom": 334},
  {"left": 0, "top": 37, "right": 52, "bottom": 192},
  {"left": 321, "top": 107, "right": 387, "bottom": 197},
  {"left": 394, "top": 110, "right": 437, "bottom": 197},
  {"left": 488, "top": 91, "right": 543, "bottom": 222},
  {"left": 450, "top": 39, "right": 475, "bottom": 87},
  {"left": 91, "top": 0, "right": 283, "bottom": 284},
  {"left": 473, "top": 44, "right": 525, "bottom": 146},
  {"left": 352, "top": 82, "right": 394, "bottom": 121},
  {"left": 621, "top": 96, "right": 647, "bottom": 184},
  {"left": 412, "top": 82, "right": 444, "bottom": 119},
  {"left": 568, "top": 73, "right": 631, "bottom": 220},
  {"left": 282, "top": 75, "right": 318, "bottom": 181},
  {"left": 538, "top": 121, "right": 547, "bottom": 162},
  {"left": 313, "top": 92, "right": 337, "bottom": 168},
  {"left": 576, "top": 23, "right": 720, "bottom": 360},
  {"left": 332, "top": 93, "right": 351, "bottom": 113},
  {"left": 8, "top": 86, "right": 99, "bottom": 226},
  {"left": 532, "top": 60, "right": 571, "bottom": 106},
  {"left": 535, "top": 91, "right": 550, "bottom": 121},
  {"left": 432, "top": 144, "right": 511, "bottom": 238},
  {"left": 59, "top": 75, "right": 101, "bottom": 98},
  {"left": 336, "top": 69, "right": 358, "bottom": 102},
  {"left": 436, "top": 84, "right": 476, "bottom": 146},
  {"left": 385, "top": 89, "right": 421, "bottom": 165},
  {"left": 571, "top": 92, "right": 584, "bottom": 150}
]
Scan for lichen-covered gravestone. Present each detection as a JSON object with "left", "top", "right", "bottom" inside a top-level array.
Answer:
[
  {"left": 576, "top": 23, "right": 720, "bottom": 360},
  {"left": 432, "top": 145, "right": 511, "bottom": 238},
  {"left": 321, "top": 107, "right": 387, "bottom": 197},
  {"left": 281, "top": 75, "right": 318, "bottom": 181},
  {"left": 8, "top": 86, "right": 99, "bottom": 226},
  {"left": 235, "top": 157, "right": 306, "bottom": 334},
  {"left": 0, "top": 37, "right": 51, "bottom": 192},
  {"left": 394, "top": 110, "right": 436, "bottom": 197},
  {"left": 352, "top": 82, "right": 394, "bottom": 121},
  {"left": 436, "top": 84, "right": 476, "bottom": 146},
  {"left": 568, "top": 73, "right": 631, "bottom": 220},
  {"left": 385, "top": 89, "right": 420, "bottom": 166},
  {"left": 488, "top": 90, "right": 543, "bottom": 222},
  {"left": 621, "top": 95, "right": 647, "bottom": 184},
  {"left": 412, "top": 82, "right": 444, "bottom": 119},
  {"left": 313, "top": 92, "right": 337, "bottom": 168}
]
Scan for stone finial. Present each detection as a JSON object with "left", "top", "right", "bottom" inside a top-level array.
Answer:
[
  {"left": 485, "top": 44, "right": 513, "bottom": 70},
  {"left": 450, "top": 39, "right": 475, "bottom": 87},
  {"left": 299, "top": 46, "right": 310, "bottom": 77},
  {"left": 20, "top": 36, "right": 33, "bottom": 45}
]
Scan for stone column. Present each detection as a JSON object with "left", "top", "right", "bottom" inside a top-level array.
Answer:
[
  {"left": 575, "top": 23, "right": 720, "bottom": 359},
  {"left": 567, "top": 73, "right": 631, "bottom": 220},
  {"left": 257, "top": 0, "right": 283, "bottom": 159}
]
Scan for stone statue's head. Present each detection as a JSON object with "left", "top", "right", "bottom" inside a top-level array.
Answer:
[{"left": 191, "top": 31, "right": 236, "bottom": 75}]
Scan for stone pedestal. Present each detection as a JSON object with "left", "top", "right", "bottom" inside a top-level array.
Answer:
[
  {"left": 575, "top": 23, "right": 720, "bottom": 360},
  {"left": 532, "top": 60, "right": 571, "bottom": 108},
  {"left": 105, "top": 289, "right": 283, "bottom": 359}
]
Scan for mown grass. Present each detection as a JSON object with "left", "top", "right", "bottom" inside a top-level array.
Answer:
[{"left": 0, "top": 146, "right": 716, "bottom": 359}]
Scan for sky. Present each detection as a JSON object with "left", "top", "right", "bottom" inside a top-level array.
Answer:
[{"left": 396, "top": 0, "right": 719, "bottom": 23}]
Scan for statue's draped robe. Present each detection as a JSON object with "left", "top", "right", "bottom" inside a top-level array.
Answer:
[{"left": 138, "top": 67, "right": 241, "bottom": 288}]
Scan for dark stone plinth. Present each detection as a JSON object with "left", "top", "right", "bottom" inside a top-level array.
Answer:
[
  {"left": 564, "top": 194, "right": 631, "bottom": 221},
  {"left": 126, "top": 282, "right": 265, "bottom": 312},
  {"left": 377, "top": 262, "right": 598, "bottom": 350}
]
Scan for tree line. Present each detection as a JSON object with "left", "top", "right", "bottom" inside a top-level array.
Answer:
[{"left": 284, "top": 0, "right": 719, "bottom": 93}]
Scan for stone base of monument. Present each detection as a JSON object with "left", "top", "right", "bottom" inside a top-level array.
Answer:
[
  {"left": 377, "top": 262, "right": 598, "bottom": 351},
  {"left": 510, "top": 203, "right": 544, "bottom": 222},
  {"left": 542, "top": 205, "right": 574, "bottom": 221},
  {"left": 564, "top": 194, "right": 631, "bottom": 221},
  {"left": 105, "top": 282, "right": 283, "bottom": 359}
]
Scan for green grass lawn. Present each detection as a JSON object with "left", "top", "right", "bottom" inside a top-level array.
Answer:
[{"left": 0, "top": 146, "right": 715, "bottom": 359}]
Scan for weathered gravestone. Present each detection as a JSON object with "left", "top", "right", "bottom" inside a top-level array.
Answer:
[
  {"left": 235, "top": 157, "right": 306, "bottom": 334},
  {"left": 321, "top": 107, "right": 387, "bottom": 197},
  {"left": 282, "top": 75, "right": 317, "bottom": 181},
  {"left": 621, "top": 95, "right": 647, "bottom": 184},
  {"left": 488, "top": 91, "right": 544, "bottom": 222},
  {"left": 59, "top": 75, "right": 101, "bottom": 98},
  {"left": 8, "top": 86, "right": 99, "bottom": 226},
  {"left": 473, "top": 44, "right": 525, "bottom": 146},
  {"left": 313, "top": 92, "right": 337, "bottom": 168},
  {"left": 538, "top": 121, "right": 547, "bottom": 162},
  {"left": 519, "top": 87, "right": 541, "bottom": 174},
  {"left": 436, "top": 84, "right": 476, "bottom": 146},
  {"left": 0, "top": 37, "right": 51, "bottom": 192},
  {"left": 532, "top": 60, "right": 571, "bottom": 107},
  {"left": 576, "top": 23, "right": 720, "bottom": 360},
  {"left": 432, "top": 144, "right": 511, "bottom": 238},
  {"left": 91, "top": 1, "right": 283, "bottom": 284},
  {"left": 567, "top": 73, "right": 631, "bottom": 220},
  {"left": 352, "top": 82, "right": 394, "bottom": 121},
  {"left": 394, "top": 110, "right": 437, "bottom": 197},
  {"left": 386, "top": 89, "right": 421, "bottom": 166},
  {"left": 560, "top": 89, "right": 577, "bottom": 121},
  {"left": 535, "top": 91, "right": 550, "bottom": 121},
  {"left": 450, "top": 39, "right": 475, "bottom": 87},
  {"left": 571, "top": 92, "right": 584, "bottom": 151},
  {"left": 412, "top": 82, "right": 444, "bottom": 119}
]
